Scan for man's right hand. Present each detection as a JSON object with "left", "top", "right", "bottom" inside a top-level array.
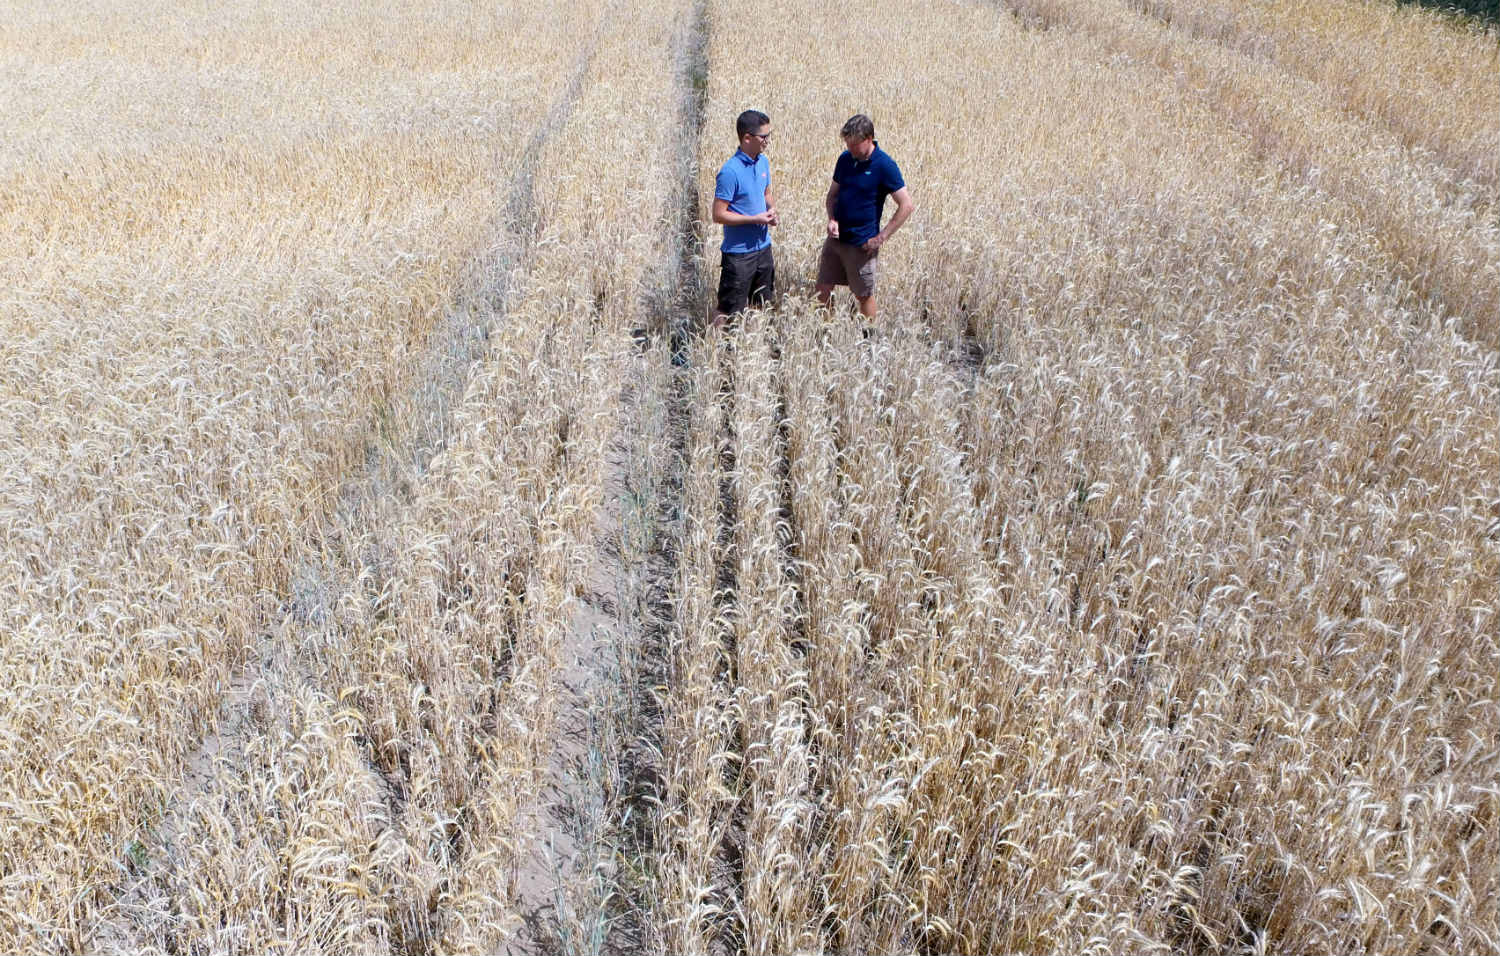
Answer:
[{"left": 826, "top": 219, "right": 839, "bottom": 239}]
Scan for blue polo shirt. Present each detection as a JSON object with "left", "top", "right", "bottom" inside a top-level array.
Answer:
[
  {"left": 714, "top": 149, "right": 771, "bottom": 254},
  {"left": 832, "top": 143, "right": 904, "bottom": 245}
]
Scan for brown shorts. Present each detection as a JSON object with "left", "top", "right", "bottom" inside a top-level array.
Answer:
[{"left": 816, "top": 236, "right": 878, "bottom": 297}]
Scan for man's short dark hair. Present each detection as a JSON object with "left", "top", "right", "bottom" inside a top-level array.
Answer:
[
  {"left": 841, "top": 114, "right": 875, "bottom": 141},
  {"left": 737, "top": 109, "right": 770, "bottom": 138}
]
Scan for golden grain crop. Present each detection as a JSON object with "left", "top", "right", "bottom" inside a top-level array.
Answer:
[
  {"left": 5, "top": 0, "right": 1497, "bottom": 951},
  {"left": 2, "top": 0, "right": 691, "bottom": 948},
  {"left": 651, "top": 0, "right": 1499, "bottom": 951}
]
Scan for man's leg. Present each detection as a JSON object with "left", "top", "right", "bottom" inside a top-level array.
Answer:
[
  {"left": 715, "top": 251, "right": 751, "bottom": 327},
  {"left": 850, "top": 246, "right": 878, "bottom": 321},
  {"left": 748, "top": 247, "right": 776, "bottom": 309},
  {"left": 815, "top": 238, "right": 846, "bottom": 312}
]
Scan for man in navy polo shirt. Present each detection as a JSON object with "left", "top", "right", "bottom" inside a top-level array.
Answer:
[
  {"left": 712, "top": 109, "right": 778, "bottom": 325},
  {"left": 816, "top": 114, "right": 915, "bottom": 320}
]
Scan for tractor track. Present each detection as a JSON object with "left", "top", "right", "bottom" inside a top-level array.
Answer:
[{"left": 500, "top": 1, "right": 710, "bottom": 952}]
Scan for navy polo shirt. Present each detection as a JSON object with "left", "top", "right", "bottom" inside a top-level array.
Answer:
[
  {"left": 714, "top": 149, "right": 771, "bottom": 254},
  {"left": 832, "top": 143, "right": 904, "bottom": 245}
]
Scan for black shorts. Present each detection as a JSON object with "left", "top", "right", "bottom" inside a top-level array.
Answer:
[{"left": 717, "top": 246, "right": 776, "bottom": 315}]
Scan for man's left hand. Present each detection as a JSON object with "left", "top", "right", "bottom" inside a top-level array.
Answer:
[{"left": 862, "top": 234, "right": 885, "bottom": 253}]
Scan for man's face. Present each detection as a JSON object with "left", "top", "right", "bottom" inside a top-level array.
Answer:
[
  {"left": 742, "top": 124, "right": 772, "bottom": 157},
  {"left": 845, "top": 135, "right": 875, "bottom": 161}
]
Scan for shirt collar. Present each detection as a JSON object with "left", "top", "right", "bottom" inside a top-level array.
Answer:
[{"left": 734, "top": 149, "right": 758, "bottom": 165}]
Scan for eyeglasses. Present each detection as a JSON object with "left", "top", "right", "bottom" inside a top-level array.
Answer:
[{"left": 749, "top": 131, "right": 772, "bottom": 141}]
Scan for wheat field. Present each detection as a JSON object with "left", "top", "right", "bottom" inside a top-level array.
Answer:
[{"left": 2, "top": 0, "right": 1496, "bottom": 952}]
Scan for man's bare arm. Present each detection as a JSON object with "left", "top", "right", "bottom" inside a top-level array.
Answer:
[
  {"left": 824, "top": 181, "right": 840, "bottom": 238},
  {"left": 863, "top": 186, "right": 914, "bottom": 252},
  {"left": 713, "top": 197, "right": 774, "bottom": 227}
]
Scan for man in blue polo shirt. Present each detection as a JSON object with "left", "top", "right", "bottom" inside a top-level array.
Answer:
[
  {"left": 712, "top": 109, "right": 778, "bottom": 325},
  {"left": 816, "top": 114, "right": 915, "bottom": 320}
]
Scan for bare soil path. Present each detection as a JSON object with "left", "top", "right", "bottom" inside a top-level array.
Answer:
[{"left": 500, "top": 4, "right": 707, "bottom": 951}]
